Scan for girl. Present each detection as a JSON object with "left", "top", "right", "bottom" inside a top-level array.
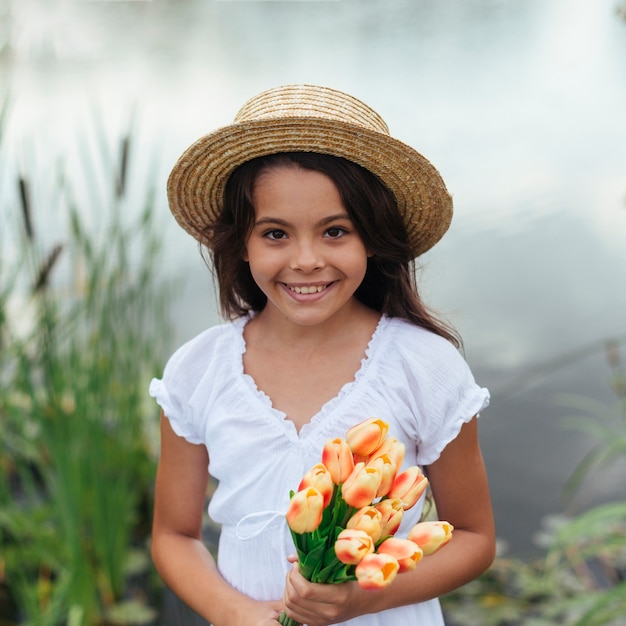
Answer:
[{"left": 150, "top": 84, "right": 495, "bottom": 626}]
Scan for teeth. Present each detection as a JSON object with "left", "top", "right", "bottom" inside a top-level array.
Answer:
[{"left": 290, "top": 285, "right": 326, "bottom": 294}]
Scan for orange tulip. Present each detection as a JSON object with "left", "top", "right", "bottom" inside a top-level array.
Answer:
[
  {"left": 355, "top": 552, "right": 399, "bottom": 590},
  {"left": 298, "top": 463, "right": 334, "bottom": 508},
  {"left": 334, "top": 528, "right": 374, "bottom": 565},
  {"left": 407, "top": 521, "right": 454, "bottom": 556},
  {"left": 377, "top": 537, "right": 423, "bottom": 573},
  {"left": 366, "top": 454, "right": 397, "bottom": 498},
  {"left": 374, "top": 498, "right": 404, "bottom": 537},
  {"left": 321, "top": 437, "right": 355, "bottom": 484},
  {"left": 387, "top": 466, "right": 428, "bottom": 510},
  {"left": 346, "top": 417, "right": 389, "bottom": 457},
  {"left": 368, "top": 436, "right": 406, "bottom": 470},
  {"left": 341, "top": 462, "right": 381, "bottom": 509},
  {"left": 285, "top": 487, "right": 325, "bottom": 534},
  {"left": 346, "top": 506, "right": 384, "bottom": 543}
]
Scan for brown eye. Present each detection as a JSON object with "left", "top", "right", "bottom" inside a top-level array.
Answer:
[
  {"left": 325, "top": 227, "right": 348, "bottom": 238},
  {"left": 264, "top": 229, "right": 287, "bottom": 240}
]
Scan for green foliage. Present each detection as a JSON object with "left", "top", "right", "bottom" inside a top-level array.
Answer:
[
  {"left": 557, "top": 343, "right": 626, "bottom": 502},
  {"left": 442, "top": 346, "right": 626, "bottom": 626},
  {"left": 443, "top": 503, "right": 626, "bottom": 626},
  {"left": 0, "top": 112, "right": 170, "bottom": 625}
]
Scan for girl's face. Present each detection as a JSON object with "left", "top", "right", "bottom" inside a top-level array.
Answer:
[{"left": 243, "top": 165, "right": 370, "bottom": 329}]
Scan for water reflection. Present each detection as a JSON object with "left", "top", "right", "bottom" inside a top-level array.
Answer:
[{"left": 1, "top": 0, "right": 625, "bottom": 555}]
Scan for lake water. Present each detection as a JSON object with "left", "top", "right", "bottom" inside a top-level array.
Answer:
[{"left": 1, "top": 0, "right": 625, "bottom": 556}]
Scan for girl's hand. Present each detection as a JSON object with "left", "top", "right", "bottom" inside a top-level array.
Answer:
[
  {"left": 282, "top": 563, "right": 366, "bottom": 626},
  {"left": 230, "top": 598, "right": 283, "bottom": 626}
]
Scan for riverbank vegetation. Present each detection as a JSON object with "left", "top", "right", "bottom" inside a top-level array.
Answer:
[
  {"left": 0, "top": 110, "right": 171, "bottom": 625},
  {"left": 442, "top": 348, "right": 626, "bottom": 625}
]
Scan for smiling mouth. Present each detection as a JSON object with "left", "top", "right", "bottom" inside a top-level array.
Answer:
[{"left": 287, "top": 284, "right": 329, "bottom": 295}]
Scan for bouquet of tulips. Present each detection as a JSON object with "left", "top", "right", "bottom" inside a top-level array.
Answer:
[{"left": 278, "top": 417, "right": 453, "bottom": 626}]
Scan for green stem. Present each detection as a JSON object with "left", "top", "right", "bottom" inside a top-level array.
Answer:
[
  {"left": 329, "top": 487, "right": 343, "bottom": 532},
  {"left": 278, "top": 609, "right": 301, "bottom": 626}
]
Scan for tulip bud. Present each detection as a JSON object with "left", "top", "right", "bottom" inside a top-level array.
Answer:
[
  {"left": 377, "top": 537, "right": 423, "bottom": 573},
  {"left": 366, "top": 454, "right": 396, "bottom": 498},
  {"left": 374, "top": 498, "right": 404, "bottom": 537},
  {"left": 334, "top": 528, "right": 375, "bottom": 565},
  {"left": 346, "top": 506, "right": 384, "bottom": 543},
  {"left": 346, "top": 417, "right": 389, "bottom": 457},
  {"left": 321, "top": 437, "right": 355, "bottom": 484},
  {"left": 355, "top": 553, "right": 399, "bottom": 590},
  {"left": 407, "top": 521, "right": 453, "bottom": 556},
  {"left": 387, "top": 466, "right": 428, "bottom": 510},
  {"left": 286, "top": 488, "right": 325, "bottom": 534},
  {"left": 368, "top": 437, "right": 406, "bottom": 470},
  {"left": 298, "top": 463, "right": 334, "bottom": 508},
  {"left": 341, "top": 462, "right": 381, "bottom": 509}
]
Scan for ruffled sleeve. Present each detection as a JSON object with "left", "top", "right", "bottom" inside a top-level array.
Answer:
[
  {"left": 379, "top": 320, "right": 490, "bottom": 467},
  {"left": 149, "top": 327, "right": 225, "bottom": 445}
]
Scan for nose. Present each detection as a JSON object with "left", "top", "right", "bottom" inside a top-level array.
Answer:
[{"left": 290, "top": 239, "right": 324, "bottom": 272}]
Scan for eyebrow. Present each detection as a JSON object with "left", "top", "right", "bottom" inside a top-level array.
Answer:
[{"left": 254, "top": 213, "right": 352, "bottom": 228}]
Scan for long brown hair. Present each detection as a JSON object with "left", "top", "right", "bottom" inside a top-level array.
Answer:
[{"left": 202, "top": 152, "right": 460, "bottom": 347}]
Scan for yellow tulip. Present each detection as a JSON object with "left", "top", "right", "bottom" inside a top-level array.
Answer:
[
  {"left": 321, "top": 437, "right": 355, "bottom": 484},
  {"left": 298, "top": 463, "right": 334, "bottom": 508},
  {"left": 367, "top": 436, "right": 406, "bottom": 470},
  {"left": 407, "top": 521, "right": 454, "bottom": 556},
  {"left": 346, "top": 417, "right": 389, "bottom": 457},
  {"left": 387, "top": 465, "right": 428, "bottom": 510},
  {"left": 285, "top": 487, "right": 325, "bottom": 534},
  {"left": 374, "top": 498, "right": 404, "bottom": 537},
  {"left": 355, "top": 552, "right": 399, "bottom": 590},
  {"left": 334, "top": 528, "right": 374, "bottom": 565},
  {"left": 341, "top": 462, "right": 381, "bottom": 509},
  {"left": 366, "top": 454, "right": 397, "bottom": 498},
  {"left": 346, "top": 506, "right": 384, "bottom": 543},
  {"left": 377, "top": 537, "right": 423, "bottom": 573}
]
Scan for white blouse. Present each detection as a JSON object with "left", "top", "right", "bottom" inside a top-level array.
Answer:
[{"left": 149, "top": 315, "right": 489, "bottom": 626}]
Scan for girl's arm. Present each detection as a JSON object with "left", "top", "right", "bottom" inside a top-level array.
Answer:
[
  {"left": 151, "top": 413, "right": 283, "bottom": 626},
  {"left": 282, "top": 416, "right": 496, "bottom": 625}
]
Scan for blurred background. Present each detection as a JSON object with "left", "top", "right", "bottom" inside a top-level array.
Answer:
[{"left": 1, "top": 0, "right": 625, "bottom": 624}]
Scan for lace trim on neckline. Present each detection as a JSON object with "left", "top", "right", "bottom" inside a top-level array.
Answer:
[{"left": 233, "top": 315, "right": 389, "bottom": 437}]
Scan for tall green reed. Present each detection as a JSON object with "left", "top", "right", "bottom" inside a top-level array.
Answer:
[{"left": 0, "top": 109, "right": 171, "bottom": 625}]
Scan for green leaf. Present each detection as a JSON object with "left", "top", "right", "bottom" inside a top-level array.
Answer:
[
  {"left": 574, "top": 580, "right": 626, "bottom": 626},
  {"left": 300, "top": 543, "right": 327, "bottom": 580},
  {"left": 553, "top": 501, "right": 626, "bottom": 547},
  {"left": 330, "top": 563, "right": 356, "bottom": 584},
  {"left": 323, "top": 544, "right": 339, "bottom": 568},
  {"left": 290, "top": 528, "right": 308, "bottom": 556},
  {"left": 314, "top": 561, "right": 342, "bottom": 583}
]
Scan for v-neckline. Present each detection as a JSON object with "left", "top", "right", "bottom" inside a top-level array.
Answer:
[{"left": 235, "top": 314, "right": 387, "bottom": 439}]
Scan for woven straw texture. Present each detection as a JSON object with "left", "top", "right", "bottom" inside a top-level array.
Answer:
[{"left": 167, "top": 84, "right": 453, "bottom": 257}]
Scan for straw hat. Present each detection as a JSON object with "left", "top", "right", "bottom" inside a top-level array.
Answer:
[{"left": 167, "top": 84, "right": 453, "bottom": 257}]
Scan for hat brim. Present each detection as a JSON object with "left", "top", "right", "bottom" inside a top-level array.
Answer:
[{"left": 167, "top": 117, "right": 453, "bottom": 257}]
